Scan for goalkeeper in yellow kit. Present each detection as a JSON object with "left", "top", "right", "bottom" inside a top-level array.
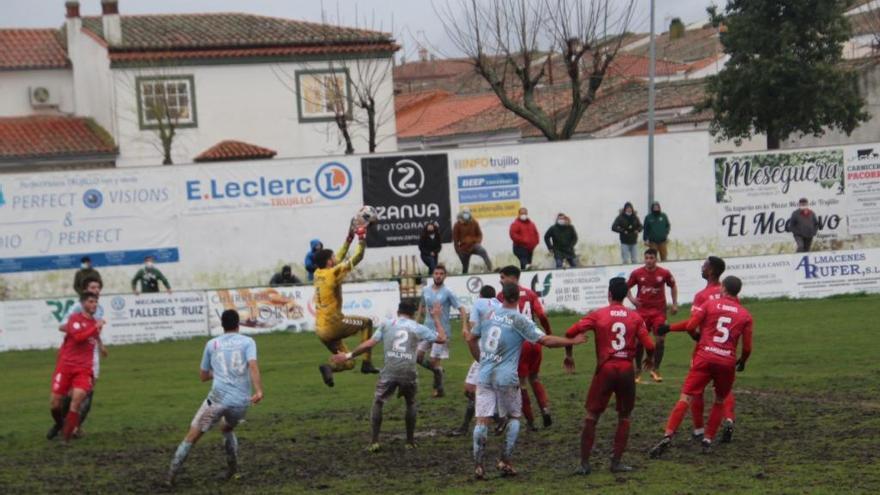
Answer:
[{"left": 315, "top": 225, "right": 379, "bottom": 387}]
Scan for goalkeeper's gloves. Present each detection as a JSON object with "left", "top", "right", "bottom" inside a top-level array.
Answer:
[
  {"left": 356, "top": 226, "right": 367, "bottom": 240},
  {"left": 736, "top": 358, "right": 746, "bottom": 372},
  {"left": 346, "top": 227, "right": 355, "bottom": 243}
]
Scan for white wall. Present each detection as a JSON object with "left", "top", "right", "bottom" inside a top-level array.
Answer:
[
  {"left": 0, "top": 69, "right": 75, "bottom": 117},
  {"left": 111, "top": 57, "right": 398, "bottom": 167},
  {"left": 70, "top": 29, "right": 115, "bottom": 136}
]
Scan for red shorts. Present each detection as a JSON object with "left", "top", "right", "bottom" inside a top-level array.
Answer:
[
  {"left": 518, "top": 342, "right": 543, "bottom": 378},
  {"left": 585, "top": 360, "right": 636, "bottom": 415},
  {"left": 681, "top": 356, "right": 735, "bottom": 399},
  {"left": 51, "top": 367, "right": 94, "bottom": 396},
  {"left": 637, "top": 309, "right": 667, "bottom": 334}
]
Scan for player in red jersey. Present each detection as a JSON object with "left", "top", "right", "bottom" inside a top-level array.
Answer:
[
  {"left": 626, "top": 248, "right": 678, "bottom": 383},
  {"left": 649, "top": 276, "right": 753, "bottom": 456},
  {"left": 48, "top": 291, "right": 103, "bottom": 443},
  {"left": 563, "top": 277, "right": 655, "bottom": 474},
  {"left": 498, "top": 265, "right": 554, "bottom": 430}
]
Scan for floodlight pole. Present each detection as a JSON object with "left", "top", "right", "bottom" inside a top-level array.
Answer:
[{"left": 648, "top": 0, "right": 656, "bottom": 207}]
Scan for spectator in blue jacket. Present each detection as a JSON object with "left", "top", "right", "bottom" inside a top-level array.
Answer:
[{"left": 304, "top": 239, "right": 323, "bottom": 281}]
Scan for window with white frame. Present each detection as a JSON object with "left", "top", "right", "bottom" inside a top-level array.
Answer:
[
  {"left": 296, "top": 70, "right": 351, "bottom": 121},
  {"left": 137, "top": 76, "right": 197, "bottom": 129}
]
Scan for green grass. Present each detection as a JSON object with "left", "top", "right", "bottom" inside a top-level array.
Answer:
[{"left": 1, "top": 295, "right": 879, "bottom": 494}]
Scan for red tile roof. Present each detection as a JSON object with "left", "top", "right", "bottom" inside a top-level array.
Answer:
[
  {"left": 393, "top": 59, "right": 474, "bottom": 82},
  {"left": 607, "top": 53, "right": 690, "bottom": 78},
  {"left": 194, "top": 140, "right": 277, "bottom": 162},
  {"left": 77, "top": 13, "right": 396, "bottom": 61},
  {"left": 0, "top": 29, "right": 69, "bottom": 70},
  {"left": 394, "top": 90, "right": 452, "bottom": 114},
  {"left": 0, "top": 116, "right": 116, "bottom": 159},
  {"left": 396, "top": 92, "right": 503, "bottom": 138}
]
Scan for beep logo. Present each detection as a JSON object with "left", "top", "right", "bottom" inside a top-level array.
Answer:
[{"left": 185, "top": 162, "right": 352, "bottom": 203}]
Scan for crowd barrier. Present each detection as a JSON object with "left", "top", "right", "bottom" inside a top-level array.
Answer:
[{"left": 1, "top": 248, "right": 878, "bottom": 352}]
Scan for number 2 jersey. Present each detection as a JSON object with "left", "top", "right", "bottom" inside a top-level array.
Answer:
[
  {"left": 200, "top": 332, "right": 258, "bottom": 408},
  {"left": 472, "top": 306, "right": 545, "bottom": 387},
  {"left": 374, "top": 317, "right": 439, "bottom": 382},
  {"left": 683, "top": 295, "right": 753, "bottom": 367},
  {"left": 565, "top": 303, "right": 654, "bottom": 368}
]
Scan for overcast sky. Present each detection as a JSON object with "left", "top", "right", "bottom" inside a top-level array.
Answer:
[{"left": 3, "top": 0, "right": 719, "bottom": 60}]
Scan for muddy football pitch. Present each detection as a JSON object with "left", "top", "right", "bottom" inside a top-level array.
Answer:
[{"left": 1, "top": 294, "right": 879, "bottom": 494}]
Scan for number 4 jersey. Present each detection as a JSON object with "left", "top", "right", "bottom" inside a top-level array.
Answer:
[
  {"left": 201, "top": 332, "right": 258, "bottom": 408},
  {"left": 565, "top": 303, "right": 651, "bottom": 367}
]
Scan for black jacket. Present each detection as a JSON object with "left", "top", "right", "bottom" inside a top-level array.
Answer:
[{"left": 419, "top": 231, "right": 442, "bottom": 256}]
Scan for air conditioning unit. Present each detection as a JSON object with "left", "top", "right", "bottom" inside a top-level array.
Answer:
[{"left": 29, "top": 86, "right": 60, "bottom": 108}]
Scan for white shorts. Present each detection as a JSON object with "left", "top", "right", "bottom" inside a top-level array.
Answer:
[
  {"left": 190, "top": 399, "right": 248, "bottom": 433},
  {"left": 475, "top": 384, "right": 522, "bottom": 419},
  {"left": 417, "top": 340, "right": 450, "bottom": 360},
  {"left": 465, "top": 361, "right": 481, "bottom": 386}
]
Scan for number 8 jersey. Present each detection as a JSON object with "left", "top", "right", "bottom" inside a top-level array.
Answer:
[
  {"left": 565, "top": 303, "right": 650, "bottom": 367},
  {"left": 472, "top": 307, "right": 545, "bottom": 387},
  {"left": 201, "top": 332, "right": 257, "bottom": 408}
]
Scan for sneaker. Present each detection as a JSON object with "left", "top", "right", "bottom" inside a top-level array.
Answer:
[
  {"left": 720, "top": 420, "right": 734, "bottom": 443},
  {"left": 610, "top": 460, "right": 634, "bottom": 473},
  {"left": 361, "top": 361, "right": 380, "bottom": 374},
  {"left": 225, "top": 461, "right": 238, "bottom": 481},
  {"left": 542, "top": 411, "right": 553, "bottom": 428},
  {"left": 691, "top": 430, "right": 705, "bottom": 442},
  {"left": 46, "top": 424, "right": 62, "bottom": 440},
  {"left": 72, "top": 427, "right": 84, "bottom": 439},
  {"left": 575, "top": 462, "right": 592, "bottom": 476},
  {"left": 367, "top": 442, "right": 381, "bottom": 453},
  {"left": 318, "top": 364, "right": 335, "bottom": 387},
  {"left": 635, "top": 373, "right": 643, "bottom": 385},
  {"left": 449, "top": 427, "right": 468, "bottom": 437},
  {"left": 526, "top": 421, "right": 539, "bottom": 432},
  {"left": 164, "top": 471, "right": 177, "bottom": 488},
  {"left": 701, "top": 439, "right": 713, "bottom": 454},
  {"left": 405, "top": 442, "right": 418, "bottom": 450},
  {"left": 474, "top": 464, "right": 485, "bottom": 480},
  {"left": 648, "top": 435, "right": 672, "bottom": 459},
  {"left": 497, "top": 459, "right": 517, "bottom": 477},
  {"left": 650, "top": 370, "right": 663, "bottom": 383},
  {"left": 432, "top": 388, "right": 445, "bottom": 398}
]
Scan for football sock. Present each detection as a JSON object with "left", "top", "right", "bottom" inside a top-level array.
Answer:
[
  {"left": 51, "top": 407, "right": 64, "bottom": 427},
  {"left": 612, "top": 418, "right": 631, "bottom": 461},
  {"left": 169, "top": 441, "right": 193, "bottom": 475},
  {"left": 581, "top": 417, "right": 597, "bottom": 463},
  {"left": 405, "top": 402, "right": 418, "bottom": 444},
  {"left": 635, "top": 345, "right": 644, "bottom": 371},
  {"left": 370, "top": 400, "right": 384, "bottom": 443},
  {"left": 433, "top": 367, "right": 445, "bottom": 391},
  {"left": 473, "top": 424, "right": 488, "bottom": 464},
  {"left": 460, "top": 397, "right": 475, "bottom": 431},
  {"left": 79, "top": 391, "right": 94, "bottom": 425},
  {"left": 691, "top": 394, "right": 705, "bottom": 431},
  {"left": 504, "top": 419, "right": 520, "bottom": 460},
  {"left": 723, "top": 392, "right": 736, "bottom": 422},
  {"left": 665, "top": 400, "right": 689, "bottom": 436},
  {"left": 61, "top": 395, "right": 72, "bottom": 416},
  {"left": 520, "top": 389, "right": 535, "bottom": 424},
  {"left": 654, "top": 341, "right": 665, "bottom": 370},
  {"left": 706, "top": 402, "right": 725, "bottom": 441},
  {"left": 62, "top": 411, "right": 80, "bottom": 441},
  {"left": 532, "top": 381, "right": 550, "bottom": 411},
  {"left": 223, "top": 431, "right": 238, "bottom": 468}
]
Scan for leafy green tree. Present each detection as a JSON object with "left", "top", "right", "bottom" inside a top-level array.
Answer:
[{"left": 703, "top": 0, "right": 869, "bottom": 149}]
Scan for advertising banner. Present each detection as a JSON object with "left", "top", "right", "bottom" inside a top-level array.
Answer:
[
  {"left": 844, "top": 145, "right": 880, "bottom": 235},
  {"left": 714, "top": 149, "right": 847, "bottom": 245},
  {"left": 791, "top": 249, "right": 880, "bottom": 298},
  {"left": 361, "top": 154, "right": 452, "bottom": 247},
  {"left": 452, "top": 153, "right": 521, "bottom": 219},
  {"left": 206, "top": 281, "right": 400, "bottom": 336},
  {"left": 101, "top": 291, "right": 208, "bottom": 344},
  {"left": 0, "top": 298, "right": 67, "bottom": 351},
  {"left": 0, "top": 171, "right": 178, "bottom": 273}
]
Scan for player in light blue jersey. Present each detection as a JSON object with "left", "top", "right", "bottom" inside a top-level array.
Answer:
[
  {"left": 417, "top": 264, "right": 468, "bottom": 398},
  {"left": 332, "top": 300, "right": 446, "bottom": 451},
  {"left": 467, "top": 284, "right": 584, "bottom": 479},
  {"left": 450, "top": 285, "right": 501, "bottom": 436},
  {"left": 47, "top": 277, "right": 107, "bottom": 441},
  {"left": 167, "top": 310, "right": 264, "bottom": 486}
]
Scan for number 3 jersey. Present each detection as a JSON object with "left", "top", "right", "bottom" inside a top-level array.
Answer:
[
  {"left": 472, "top": 307, "right": 545, "bottom": 387},
  {"left": 565, "top": 303, "right": 650, "bottom": 366},
  {"left": 200, "top": 332, "right": 258, "bottom": 408},
  {"left": 374, "top": 317, "right": 438, "bottom": 382}
]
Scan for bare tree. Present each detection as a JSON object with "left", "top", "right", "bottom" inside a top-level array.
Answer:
[{"left": 437, "top": 0, "right": 636, "bottom": 140}]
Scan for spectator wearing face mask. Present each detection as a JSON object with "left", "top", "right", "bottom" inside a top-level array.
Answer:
[
  {"left": 419, "top": 221, "right": 443, "bottom": 275},
  {"left": 452, "top": 207, "right": 492, "bottom": 274},
  {"left": 509, "top": 207, "right": 540, "bottom": 270},
  {"left": 304, "top": 239, "right": 324, "bottom": 282},
  {"left": 73, "top": 256, "right": 102, "bottom": 296},
  {"left": 611, "top": 201, "right": 643, "bottom": 264},
  {"left": 270, "top": 265, "right": 302, "bottom": 286},
  {"left": 132, "top": 255, "right": 172, "bottom": 295},
  {"left": 544, "top": 213, "right": 579, "bottom": 268},
  {"left": 643, "top": 201, "right": 671, "bottom": 261},
  {"left": 787, "top": 197, "right": 820, "bottom": 252}
]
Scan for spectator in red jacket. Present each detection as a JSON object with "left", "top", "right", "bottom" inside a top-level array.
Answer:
[{"left": 509, "top": 207, "right": 540, "bottom": 270}]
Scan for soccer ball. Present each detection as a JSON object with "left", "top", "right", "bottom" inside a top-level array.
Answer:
[{"left": 353, "top": 205, "right": 379, "bottom": 228}]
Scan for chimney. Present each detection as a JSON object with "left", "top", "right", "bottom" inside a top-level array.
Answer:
[
  {"left": 65, "top": 1, "right": 81, "bottom": 56},
  {"left": 102, "top": 0, "right": 122, "bottom": 45},
  {"left": 418, "top": 47, "right": 429, "bottom": 62}
]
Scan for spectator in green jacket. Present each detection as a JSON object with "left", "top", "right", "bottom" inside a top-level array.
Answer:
[
  {"left": 643, "top": 201, "right": 671, "bottom": 261},
  {"left": 132, "top": 256, "right": 172, "bottom": 295},
  {"left": 544, "top": 213, "right": 578, "bottom": 268},
  {"left": 73, "top": 256, "right": 102, "bottom": 296},
  {"left": 611, "top": 201, "right": 642, "bottom": 264}
]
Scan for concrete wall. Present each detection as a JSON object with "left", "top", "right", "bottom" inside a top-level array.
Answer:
[{"left": 0, "top": 69, "right": 74, "bottom": 116}]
